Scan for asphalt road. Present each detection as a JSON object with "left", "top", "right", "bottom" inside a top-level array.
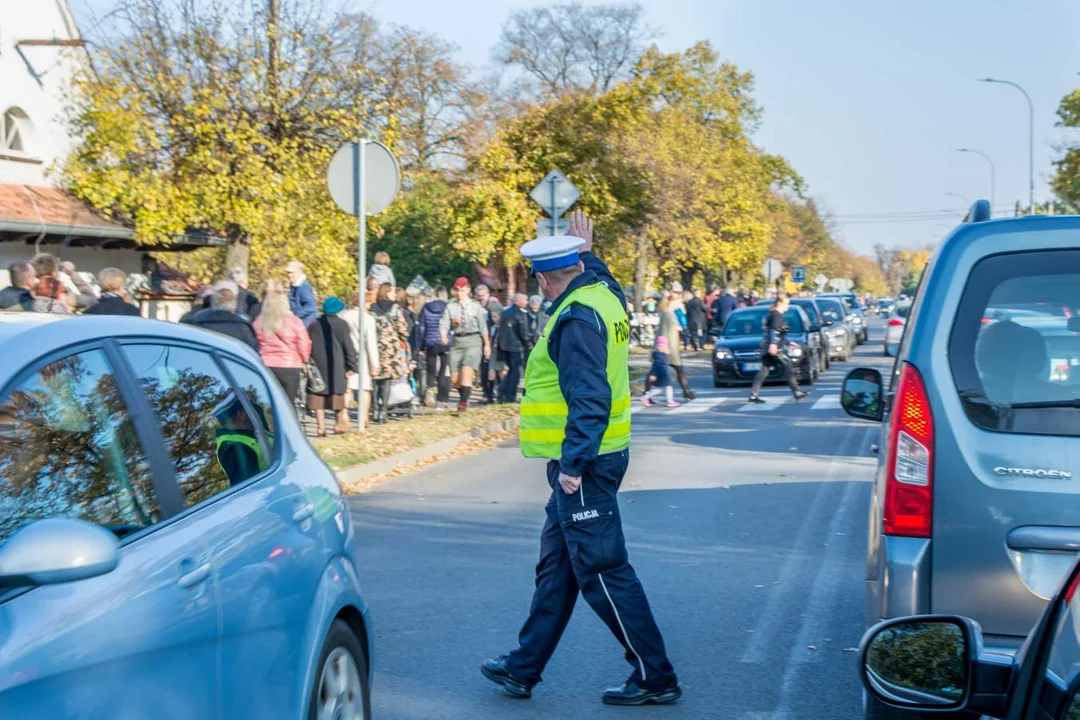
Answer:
[{"left": 349, "top": 318, "right": 893, "bottom": 719}]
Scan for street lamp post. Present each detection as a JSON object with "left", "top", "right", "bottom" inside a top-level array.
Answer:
[
  {"left": 978, "top": 78, "right": 1035, "bottom": 211},
  {"left": 957, "top": 149, "right": 996, "bottom": 216},
  {"left": 944, "top": 191, "right": 970, "bottom": 206}
]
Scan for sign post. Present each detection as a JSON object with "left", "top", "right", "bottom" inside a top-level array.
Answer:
[
  {"left": 328, "top": 140, "right": 400, "bottom": 432},
  {"left": 530, "top": 170, "right": 580, "bottom": 236},
  {"left": 762, "top": 258, "right": 783, "bottom": 296}
]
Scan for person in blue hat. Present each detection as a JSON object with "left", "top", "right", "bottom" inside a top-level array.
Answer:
[
  {"left": 482, "top": 210, "right": 680, "bottom": 706},
  {"left": 306, "top": 296, "right": 358, "bottom": 436}
]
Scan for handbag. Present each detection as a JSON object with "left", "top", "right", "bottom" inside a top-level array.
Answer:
[{"left": 305, "top": 359, "right": 328, "bottom": 395}]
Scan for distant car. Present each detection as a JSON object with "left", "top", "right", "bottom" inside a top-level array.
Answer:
[
  {"left": 0, "top": 315, "right": 372, "bottom": 719},
  {"left": 756, "top": 297, "right": 829, "bottom": 373},
  {"left": 841, "top": 201, "right": 1080, "bottom": 719},
  {"left": 815, "top": 296, "right": 855, "bottom": 362},
  {"left": 819, "top": 292, "right": 869, "bottom": 344},
  {"left": 876, "top": 298, "right": 896, "bottom": 316},
  {"left": 883, "top": 302, "right": 911, "bottom": 356},
  {"left": 712, "top": 305, "right": 819, "bottom": 387},
  {"left": 858, "top": 553, "right": 1080, "bottom": 719}
]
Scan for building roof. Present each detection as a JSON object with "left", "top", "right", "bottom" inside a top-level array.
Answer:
[{"left": 0, "top": 183, "right": 225, "bottom": 250}]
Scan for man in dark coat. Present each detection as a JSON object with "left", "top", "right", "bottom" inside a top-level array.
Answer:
[
  {"left": 84, "top": 268, "right": 141, "bottom": 317},
  {"left": 0, "top": 262, "right": 36, "bottom": 312},
  {"left": 711, "top": 288, "right": 739, "bottom": 330},
  {"left": 229, "top": 267, "right": 261, "bottom": 320},
  {"left": 685, "top": 290, "right": 708, "bottom": 350},
  {"left": 497, "top": 293, "right": 532, "bottom": 403},
  {"left": 182, "top": 281, "right": 259, "bottom": 352}
]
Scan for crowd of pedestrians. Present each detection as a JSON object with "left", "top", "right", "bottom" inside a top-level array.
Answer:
[{"left": 2, "top": 250, "right": 763, "bottom": 429}]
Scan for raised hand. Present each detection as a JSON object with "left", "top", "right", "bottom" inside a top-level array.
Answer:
[{"left": 567, "top": 209, "right": 594, "bottom": 253}]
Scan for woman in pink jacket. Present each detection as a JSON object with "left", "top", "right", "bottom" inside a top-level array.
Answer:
[{"left": 254, "top": 279, "right": 313, "bottom": 404}]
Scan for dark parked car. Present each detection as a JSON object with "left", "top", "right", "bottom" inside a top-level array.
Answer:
[
  {"left": 758, "top": 297, "right": 830, "bottom": 374},
  {"left": 712, "top": 306, "right": 819, "bottom": 387}
]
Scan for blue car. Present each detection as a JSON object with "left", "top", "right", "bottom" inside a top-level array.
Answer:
[{"left": 0, "top": 314, "right": 371, "bottom": 719}]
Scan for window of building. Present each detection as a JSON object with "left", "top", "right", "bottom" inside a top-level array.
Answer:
[{"left": 1, "top": 107, "right": 32, "bottom": 155}]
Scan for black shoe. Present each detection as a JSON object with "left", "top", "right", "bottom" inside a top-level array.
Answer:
[
  {"left": 748, "top": 395, "right": 766, "bottom": 404},
  {"left": 794, "top": 390, "right": 811, "bottom": 401},
  {"left": 481, "top": 656, "right": 532, "bottom": 699},
  {"left": 684, "top": 391, "right": 697, "bottom": 401},
  {"left": 602, "top": 681, "right": 682, "bottom": 706}
]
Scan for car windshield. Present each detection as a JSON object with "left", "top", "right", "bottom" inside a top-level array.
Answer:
[
  {"left": 723, "top": 308, "right": 805, "bottom": 336},
  {"left": 792, "top": 301, "right": 820, "bottom": 324},
  {"left": 817, "top": 299, "right": 844, "bottom": 322},
  {"left": 950, "top": 251, "right": 1080, "bottom": 435}
]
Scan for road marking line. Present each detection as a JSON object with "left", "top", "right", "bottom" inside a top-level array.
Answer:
[
  {"left": 739, "top": 422, "right": 860, "bottom": 664},
  {"left": 810, "top": 395, "right": 842, "bottom": 411},
  {"left": 668, "top": 397, "right": 726, "bottom": 414},
  {"left": 737, "top": 396, "right": 791, "bottom": 412}
]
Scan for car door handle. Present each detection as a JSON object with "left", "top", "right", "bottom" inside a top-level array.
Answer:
[
  {"left": 177, "top": 562, "right": 212, "bottom": 589},
  {"left": 1007, "top": 526, "right": 1080, "bottom": 552},
  {"left": 292, "top": 503, "right": 315, "bottom": 524}
]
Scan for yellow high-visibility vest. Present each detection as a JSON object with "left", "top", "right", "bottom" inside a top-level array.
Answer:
[
  {"left": 519, "top": 282, "right": 631, "bottom": 458},
  {"left": 215, "top": 432, "right": 268, "bottom": 478}
]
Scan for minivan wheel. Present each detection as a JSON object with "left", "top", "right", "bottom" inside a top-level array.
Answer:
[{"left": 310, "top": 619, "right": 370, "bottom": 720}]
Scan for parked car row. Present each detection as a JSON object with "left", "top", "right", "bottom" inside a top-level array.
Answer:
[
  {"left": 710, "top": 293, "right": 870, "bottom": 388},
  {"left": 841, "top": 200, "right": 1080, "bottom": 719}
]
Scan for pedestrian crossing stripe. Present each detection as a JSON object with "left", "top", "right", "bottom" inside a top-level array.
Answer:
[
  {"left": 810, "top": 395, "right": 842, "bottom": 411},
  {"left": 737, "top": 396, "right": 791, "bottom": 412},
  {"left": 668, "top": 397, "right": 726, "bottom": 414}
]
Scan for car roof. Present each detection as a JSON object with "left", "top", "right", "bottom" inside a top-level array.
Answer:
[{"left": 0, "top": 314, "right": 263, "bottom": 387}]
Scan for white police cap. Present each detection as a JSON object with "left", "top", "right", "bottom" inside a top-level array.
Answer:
[{"left": 520, "top": 235, "right": 585, "bottom": 273}]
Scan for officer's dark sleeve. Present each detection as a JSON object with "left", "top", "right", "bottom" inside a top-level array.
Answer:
[
  {"left": 580, "top": 251, "right": 627, "bottom": 312},
  {"left": 549, "top": 308, "right": 610, "bottom": 478}
]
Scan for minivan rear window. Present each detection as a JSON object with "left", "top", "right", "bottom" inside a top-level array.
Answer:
[{"left": 950, "top": 250, "right": 1080, "bottom": 435}]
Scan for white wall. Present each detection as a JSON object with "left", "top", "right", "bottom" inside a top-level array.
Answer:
[{"left": 0, "top": 0, "right": 84, "bottom": 186}]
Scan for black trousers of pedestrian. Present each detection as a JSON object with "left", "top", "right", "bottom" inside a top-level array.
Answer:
[
  {"left": 269, "top": 367, "right": 302, "bottom": 405},
  {"left": 480, "top": 356, "right": 496, "bottom": 402},
  {"left": 687, "top": 323, "right": 703, "bottom": 351},
  {"left": 506, "top": 450, "right": 677, "bottom": 691},
  {"left": 425, "top": 344, "right": 451, "bottom": 402},
  {"left": 372, "top": 379, "right": 392, "bottom": 421},
  {"left": 499, "top": 350, "right": 523, "bottom": 402},
  {"left": 644, "top": 363, "right": 693, "bottom": 400},
  {"left": 750, "top": 351, "right": 800, "bottom": 397}
]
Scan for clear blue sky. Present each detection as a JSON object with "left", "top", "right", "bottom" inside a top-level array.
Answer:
[{"left": 72, "top": 0, "right": 1080, "bottom": 255}]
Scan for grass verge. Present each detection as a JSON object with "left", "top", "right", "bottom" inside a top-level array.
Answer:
[{"left": 314, "top": 404, "right": 519, "bottom": 471}]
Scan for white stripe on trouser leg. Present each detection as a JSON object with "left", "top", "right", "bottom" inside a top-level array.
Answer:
[{"left": 598, "top": 573, "right": 646, "bottom": 682}]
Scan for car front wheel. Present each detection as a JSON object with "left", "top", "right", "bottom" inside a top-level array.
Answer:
[{"left": 310, "top": 619, "right": 371, "bottom": 720}]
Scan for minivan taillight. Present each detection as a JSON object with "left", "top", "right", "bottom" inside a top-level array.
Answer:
[{"left": 884, "top": 362, "right": 934, "bottom": 537}]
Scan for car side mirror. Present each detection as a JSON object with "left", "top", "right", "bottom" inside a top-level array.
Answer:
[
  {"left": 0, "top": 518, "right": 119, "bottom": 590},
  {"left": 842, "top": 368, "right": 884, "bottom": 421},
  {"left": 822, "top": 319, "right": 834, "bottom": 327},
  {"left": 861, "top": 615, "right": 1013, "bottom": 718},
  {"left": 810, "top": 324, "right": 821, "bottom": 333},
  {"left": 862, "top": 617, "right": 970, "bottom": 710}
]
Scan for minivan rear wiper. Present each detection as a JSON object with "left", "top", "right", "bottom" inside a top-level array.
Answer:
[{"left": 1011, "top": 398, "right": 1080, "bottom": 409}]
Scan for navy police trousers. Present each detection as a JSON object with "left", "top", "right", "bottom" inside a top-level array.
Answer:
[{"left": 506, "top": 449, "right": 677, "bottom": 690}]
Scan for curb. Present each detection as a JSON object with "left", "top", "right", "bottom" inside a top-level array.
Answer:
[{"left": 336, "top": 414, "right": 520, "bottom": 487}]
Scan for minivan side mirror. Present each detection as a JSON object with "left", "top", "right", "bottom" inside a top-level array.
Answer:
[
  {"left": 0, "top": 518, "right": 119, "bottom": 590},
  {"left": 860, "top": 616, "right": 1013, "bottom": 718},
  {"left": 842, "top": 368, "right": 884, "bottom": 421}
]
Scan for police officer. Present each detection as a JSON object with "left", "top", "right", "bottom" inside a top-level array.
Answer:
[
  {"left": 748, "top": 292, "right": 810, "bottom": 404},
  {"left": 212, "top": 392, "right": 268, "bottom": 485},
  {"left": 481, "top": 210, "right": 681, "bottom": 706}
]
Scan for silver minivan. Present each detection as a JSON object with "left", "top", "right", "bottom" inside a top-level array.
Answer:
[{"left": 841, "top": 201, "right": 1080, "bottom": 719}]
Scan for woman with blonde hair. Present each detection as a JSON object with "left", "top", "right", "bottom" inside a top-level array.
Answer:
[
  {"left": 254, "top": 279, "right": 312, "bottom": 405},
  {"left": 654, "top": 291, "right": 695, "bottom": 401}
]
